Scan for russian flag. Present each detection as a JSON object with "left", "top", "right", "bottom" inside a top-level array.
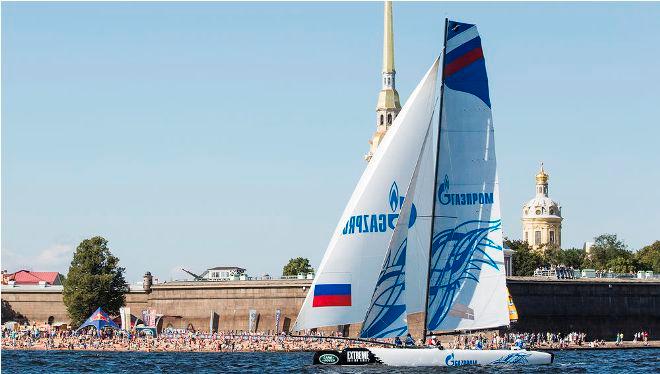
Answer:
[{"left": 312, "top": 284, "right": 351, "bottom": 307}]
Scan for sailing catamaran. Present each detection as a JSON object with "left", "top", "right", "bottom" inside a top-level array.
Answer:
[{"left": 293, "top": 18, "right": 553, "bottom": 366}]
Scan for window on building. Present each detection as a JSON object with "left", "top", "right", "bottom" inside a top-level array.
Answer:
[
  {"left": 535, "top": 231, "right": 541, "bottom": 245},
  {"left": 387, "top": 114, "right": 392, "bottom": 124},
  {"left": 549, "top": 208, "right": 554, "bottom": 215},
  {"left": 380, "top": 115, "right": 384, "bottom": 125},
  {"left": 550, "top": 231, "right": 555, "bottom": 243},
  {"left": 524, "top": 231, "right": 529, "bottom": 243},
  {"left": 536, "top": 209, "right": 541, "bottom": 215}
]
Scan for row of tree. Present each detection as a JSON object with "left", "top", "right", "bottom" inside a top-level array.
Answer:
[{"left": 508, "top": 234, "right": 660, "bottom": 276}]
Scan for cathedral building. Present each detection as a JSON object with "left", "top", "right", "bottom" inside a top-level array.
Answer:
[
  {"left": 522, "top": 164, "right": 563, "bottom": 251},
  {"left": 365, "top": 1, "right": 401, "bottom": 162}
]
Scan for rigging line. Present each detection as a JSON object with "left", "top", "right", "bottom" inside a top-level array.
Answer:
[
  {"left": 287, "top": 334, "right": 397, "bottom": 347},
  {"left": 423, "top": 17, "right": 449, "bottom": 340}
]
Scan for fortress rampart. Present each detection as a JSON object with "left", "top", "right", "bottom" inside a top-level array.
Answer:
[{"left": 2, "top": 277, "right": 657, "bottom": 339}]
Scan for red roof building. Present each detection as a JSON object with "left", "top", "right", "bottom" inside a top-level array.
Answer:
[{"left": 4, "top": 270, "right": 63, "bottom": 285}]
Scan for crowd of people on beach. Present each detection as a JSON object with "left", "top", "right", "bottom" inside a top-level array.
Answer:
[
  {"left": 617, "top": 331, "right": 650, "bottom": 346},
  {"left": 1, "top": 328, "right": 356, "bottom": 352},
  {"left": 441, "top": 331, "right": 591, "bottom": 350},
  {"left": 2, "top": 324, "right": 652, "bottom": 353}
]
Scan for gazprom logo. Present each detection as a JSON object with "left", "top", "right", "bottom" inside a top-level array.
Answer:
[
  {"left": 438, "top": 175, "right": 494, "bottom": 206},
  {"left": 445, "top": 353, "right": 478, "bottom": 366},
  {"left": 342, "top": 181, "right": 417, "bottom": 235}
]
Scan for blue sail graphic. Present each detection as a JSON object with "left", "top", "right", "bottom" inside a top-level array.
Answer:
[
  {"left": 360, "top": 239, "right": 408, "bottom": 338},
  {"left": 427, "top": 220, "right": 502, "bottom": 330}
]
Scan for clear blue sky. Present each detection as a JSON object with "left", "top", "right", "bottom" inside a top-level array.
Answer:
[{"left": 3, "top": 2, "right": 659, "bottom": 282}]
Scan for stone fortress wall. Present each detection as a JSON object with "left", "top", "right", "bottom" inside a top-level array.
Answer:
[{"left": 2, "top": 277, "right": 658, "bottom": 339}]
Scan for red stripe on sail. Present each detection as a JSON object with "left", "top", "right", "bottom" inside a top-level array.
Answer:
[
  {"left": 444, "top": 47, "right": 484, "bottom": 78},
  {"left": 312, "top": 295, "right": 352, "bottom": 307}
]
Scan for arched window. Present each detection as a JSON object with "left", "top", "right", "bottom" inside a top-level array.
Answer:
[
  {"left": 47, "top": 316, "right": 54, "bottom": 325},
  {"left": 380, "top": 115, "right": 384, "bottom": 125},
  {"left": 549, "top": 208, "right": 554, "bottom": 215},
  {"left": 387, "top": 114, "right": 392, "bottom": 124}
]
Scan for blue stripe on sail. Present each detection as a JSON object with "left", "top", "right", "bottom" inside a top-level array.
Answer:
[
  {"left": 360, "top": 240, "right": 408, "bottom": 338},
  {"left": 445, "top": 57, "right": 491, "bottom": 108},
  {"left": 360, "top": 305, "right": 407, "bottom": 339},
  {"left": 444, "top": 37, "right": 482, "bottom": 65},
  {"left": 447, "top": 20, "right": 475, "bottom": 41},
  {"left": 444, "top": 20, "right": 491, "bottom": 107},
  {"left": 426, "top": 220, "right": 502, "bottom": 331}
]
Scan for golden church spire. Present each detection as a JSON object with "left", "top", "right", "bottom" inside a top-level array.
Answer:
[
  {"left": 365, "top": 1, "right": 402, "bottom": 162},
  {"left": 383, "top": 0, "right": 395, "bottom": 73}
]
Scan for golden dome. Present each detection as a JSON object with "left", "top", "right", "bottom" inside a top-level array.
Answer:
[{"left": 535, "top": 162, "right": 549, "bottom": 184}]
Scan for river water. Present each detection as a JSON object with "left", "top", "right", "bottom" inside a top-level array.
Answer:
[{"left": 2, "top": 349, "right": 658, "bottom": 373}]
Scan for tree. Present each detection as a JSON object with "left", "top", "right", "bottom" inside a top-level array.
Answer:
[
  {"left": 606, "top": 257, "right": 637, "bottom": 273},
  {"left": 583, "top": 234, "right": 632, "bottom": 270},
  {"left": 636, "top": 240, "right": 660, "bottom": 273},
  {"left": 63, "top": 236, "right": 127, "bottom": 327},
  {"left": 539, "top": 243, "right": 562, "bottom": 266},
  {"left": 282, "top": 257, "right": 313, "bottom": 276},
  {"left": 558, "top": 248, "right": 587, "bottom": 269},
  {"left": 505, "top": 239, "right": 544, "bottom": 276}
]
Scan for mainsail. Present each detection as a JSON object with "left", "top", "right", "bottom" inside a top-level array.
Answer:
[
  {"left": 293, "top": 59, "right": 439, "bottom": 331},
  {"left": 425, "top": 20, "right": 509, "bottom": 332}
]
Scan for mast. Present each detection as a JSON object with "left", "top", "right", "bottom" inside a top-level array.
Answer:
[{"left": 422, "top": 17, "right": 449, "bottom": 342}]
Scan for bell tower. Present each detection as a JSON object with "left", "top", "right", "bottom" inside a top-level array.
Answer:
[{"left": 365, "top": 1, "right": 401, "bottom": 162}]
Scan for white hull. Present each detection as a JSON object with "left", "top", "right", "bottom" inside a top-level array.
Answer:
[{"left": 368, "top": 347, "right": 552, "bottom": 366}]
